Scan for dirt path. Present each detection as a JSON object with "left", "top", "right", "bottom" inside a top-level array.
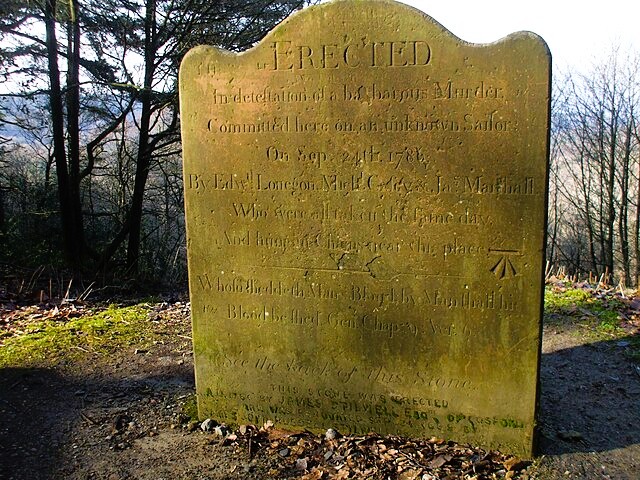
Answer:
[
  {"left": 1, "top": 302, "right": 639, "bottom": 479},
  {"left": 536, "top": 326, "right": 640, "bottom": 479}
]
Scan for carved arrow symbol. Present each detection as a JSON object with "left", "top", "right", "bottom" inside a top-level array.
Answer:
[{"left": 490, "top": 256, "right": 517, "bottom": 279}]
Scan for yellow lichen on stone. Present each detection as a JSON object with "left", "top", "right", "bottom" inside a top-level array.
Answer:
[{"left": 180, "top": 0, "right": 550, "bottom": 457}]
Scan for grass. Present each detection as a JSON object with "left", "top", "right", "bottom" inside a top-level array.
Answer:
[
  {"left": 544, "top": 286, "right": 625, "bottom": 334},
  {"left": 544, "top": 284, "right": 640, "bottom": 361},
  {"left": 0, "top": 304, "right": 153, "bottom": 368},
  {"left": 544, "top": 286, "right": 591, "bottom": 311},
  {"left": 181, "top": 394, "right": 199, "bottom": 421},
  {"left": 1, "top": 289, "right": 637, "bottom": 368}
]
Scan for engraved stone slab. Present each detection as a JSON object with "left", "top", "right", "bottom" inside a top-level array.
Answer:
[{"left": 180, "top": 0, "right": 550, "bottom": 457}]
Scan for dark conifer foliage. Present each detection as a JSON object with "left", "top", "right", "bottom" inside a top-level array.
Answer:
[{"left": 0, "top": 0, "right": 312, "bottom": 285}]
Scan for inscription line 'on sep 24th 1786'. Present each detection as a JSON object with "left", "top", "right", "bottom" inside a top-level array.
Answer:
[{"left": 180, "top": 0, "right": 550, "bottom": 458}]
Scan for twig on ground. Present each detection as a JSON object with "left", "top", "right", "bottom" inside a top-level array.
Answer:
[{"left": 81, "top": 412, "right": 99, "bottom": 425}]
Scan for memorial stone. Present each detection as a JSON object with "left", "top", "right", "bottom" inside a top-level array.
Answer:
[{"left": 180, "top": 0, "right": 551, "bottom": 457}]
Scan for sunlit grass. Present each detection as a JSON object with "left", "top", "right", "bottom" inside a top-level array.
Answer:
[{"left": 0, "top": 304, "right": 152, "bottom": 368}]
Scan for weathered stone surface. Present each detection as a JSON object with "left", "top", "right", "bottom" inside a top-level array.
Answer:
[{"left": 180, "top": 0, "right": 550, "bottom": 457}]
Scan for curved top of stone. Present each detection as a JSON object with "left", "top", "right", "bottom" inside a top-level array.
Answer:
[{"left": 181, "top": 0, "right": 550, "bottom": 68}]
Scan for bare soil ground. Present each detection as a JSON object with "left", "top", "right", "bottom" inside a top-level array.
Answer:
[{"left": 1, "top": 290, "right": 639, "bottom": 480}]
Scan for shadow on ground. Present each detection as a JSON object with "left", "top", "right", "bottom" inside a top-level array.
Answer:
[
  {"left": 1, "top": 333, "right": 639, "bottom": 479},
  {"left": 538, "top": 333, "right": 640, "bottom": 455},
  {"left": 0, "top": 368, "right": 73, "bottom": 480},
  {"left": 0, "top": 363, "right": 195, "bottom": 480}
]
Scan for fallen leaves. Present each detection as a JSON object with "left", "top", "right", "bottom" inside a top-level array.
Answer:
[
  {"left": 201, "top": 421, "right": 532, "bottom": 479},
  {"left": 0, "top": 302, "right": 93, "bottom": 345}
]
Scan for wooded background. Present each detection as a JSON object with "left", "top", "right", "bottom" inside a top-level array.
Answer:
[{"left": 1, "top": 1, "right": 639, "bottom": 290}]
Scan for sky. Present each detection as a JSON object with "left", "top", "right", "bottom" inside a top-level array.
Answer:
[{"left": 394, "top": 0, "right": 639, "bottom": 71}]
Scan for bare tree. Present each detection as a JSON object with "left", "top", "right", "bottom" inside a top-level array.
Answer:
[{"left": 550, "top": 48, "right": 640, "bottom": 284}]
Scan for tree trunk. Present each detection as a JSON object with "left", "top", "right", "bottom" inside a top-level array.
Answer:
[
  {"left": 619, "top": 121, "right": 632, "bottom": 285},
  {"left": 605, "top": 98, "right": 617, "bottom": 280},
  {"left": 635, "top": 162, "right": 640, "bottom": 292},
  {"left": 548, "top": 162, "right": 560, "bottom": 264},
  {"left": 44, "top": 0, "right": 79, "bottom": 269},
  {"left": 579, "top": 152, "right": 599, "bottom": 276},
  {"left": 66, "top": 0, "right": 86, "bottom": 268},
  {"left": 0, "top": 186, "right": 5, "bottom": 237},
  {"left": 126, "top": 0, "right": 156, "bottom": 274}
]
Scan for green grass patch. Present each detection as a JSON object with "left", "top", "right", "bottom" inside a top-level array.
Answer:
[
  {"left": 544, "top": 287, "right": 640, "bottom": 362},
  {"left": 544, "top": 287, "right": 591, "bottom": 312},
  {"left": 181, "top": 394, "right": 199, "bottom": 421},
  {"left": 0, "top": 304, "right": 152, "bottom": 368},
  {"left": 590, "top": 302, "right": 625, "bottom": 334},
  {"left": 544, "top": 286, "right": 628, "bottom": 337}
]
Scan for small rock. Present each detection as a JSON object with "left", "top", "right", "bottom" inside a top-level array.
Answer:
[
  {"left": 239, "top": 425, "right": 248, "bottom": 435},
  {"left": 324, "top": 450, "right": 334, "bottom": 461},
  {"left": 325, "top": 428, "right": 340, "bottom": 440},
  {"left": 200, "top": 418, "right": 217, "bottom": 432},
  {"left": 296, "top": 457, "right": 308, "bottom": 471},
  {"left": 187, "top": 421, "right": 199, "bottom": 432},
  {"left": 278, "top": 447, "right": 290, "bottom": 458},
  {"left": 113, "top": 413, "right": 132, "bottom": 433},
  {"left": 429, "top": 454, "right": 452, "bottom": 468},
  {"left": 504, "top": 457, "right": 531, "bottom": 472},
  {"left": 263, "top": 420, "right": 274, "bottom": 430}
]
